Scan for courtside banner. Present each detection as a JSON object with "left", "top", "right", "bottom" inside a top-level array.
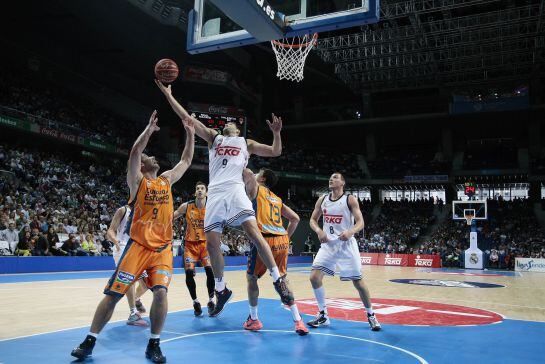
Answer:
[
  {"left": 408, "top": 254, "right": 441, "bottom": 268},
  {"left": 360, "top": 253, "right": 441, "bottom": 268},
  {"left": 515, "top": 258, "right": 545, "bottom": 273},
  {"left": 360, "top": 253, "right": 380, "bottom": 265},
  {"left": 379, "top": 253, "right": 408, "bottom": 267}
]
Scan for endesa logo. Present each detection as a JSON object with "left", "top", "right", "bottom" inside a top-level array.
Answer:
[
  {"left": 324, "top": 214, "right": 343, "bottom": 224},
  {"left": 415, "top": 255, "right": 434, "bottom": 267},
  {"left": 214, "top": 145, "right": 241, "bottom": 157}
]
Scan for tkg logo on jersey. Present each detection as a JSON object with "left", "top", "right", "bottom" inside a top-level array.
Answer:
[
  {"left": 214, "top": 145, "right": 241, "bottom": 157},
  {"left": 324, "top": 213, "right": 343, "bottom": 224}
]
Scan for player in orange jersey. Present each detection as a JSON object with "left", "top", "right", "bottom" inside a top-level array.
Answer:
[
  {"left": 173, "top": 181, "right": 215, "bottom": 317},
  {"left": 242, "top": 168, "right": 309, "bottom": 335},
  {"left": 72, "top": 111, "right": 195, "bottom": 363}
]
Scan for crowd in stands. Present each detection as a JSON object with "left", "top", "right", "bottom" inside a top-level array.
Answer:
[
  {"left": 360, "top": 198, "right": 435, "bottom": 253},
  {"left": 367, "top": 146, "right": 449, "bottom": 179},
  {"left": 252, "top": 146, "right": 364, "bottom": 177},
  {"left": 0, "top": 68, "right": 137, "bottom": 146}
]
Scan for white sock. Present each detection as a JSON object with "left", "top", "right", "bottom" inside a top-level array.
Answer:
[
  {"left": 366, "top": 307, "right": 374, "bottom": 316},
  {"left": 270, "top": 267, "right": 280, "bottom": 281},
  {"left": 87, "top": 332, "right": 98, "bottom": 339},
  {"left": 214, "top": 277, "right": 226, "bottom": 291},
  {"left": 193, "top": 299, "right": 200, "bottom": 304},
  {"left": 209, "top": 296, "right": 214, "bottom": 303},
  {"left": 249, "top": 305, "right": 258, "bottom": 320},
  {"left": 313, "top": 286, "right": 327, "bottom": 314},
  {"left": 150, "top": 334, "right": 160, "bottom": 339},
  {"left": 289, "top": 304, "right": 302, "bottom": 321},
  {"left": 130, "top": 307, "right": 138, "bottom": 315}
]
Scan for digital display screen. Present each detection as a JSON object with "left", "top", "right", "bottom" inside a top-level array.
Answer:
[
  {"left": 464, "top": 183, "right": 476, "bottom": 197},
  {"left": 191, "top": 112, "right": 247, "bottom": 145}
]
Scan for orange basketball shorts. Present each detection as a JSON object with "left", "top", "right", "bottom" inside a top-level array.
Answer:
[
  {"left": 247, "top": 234, "right": 289, "bottom": 278},
  {"left": 104, "top": 239, "right": 172, "bottom": 297},
  {"left": 184, "top": 240, "right": 210, "bottom": 270}
]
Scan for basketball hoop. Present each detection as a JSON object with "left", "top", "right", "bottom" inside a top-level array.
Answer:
[
  {"left": 271, "top": 33, "right": 318, "bottom": 82},
  {"left": 464, "top": 209, "right": 476, "bottom": 226}
]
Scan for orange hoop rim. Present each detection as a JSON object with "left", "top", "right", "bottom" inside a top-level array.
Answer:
[{"left": 271, "top": 33, "right": 318, "bottom": 49}]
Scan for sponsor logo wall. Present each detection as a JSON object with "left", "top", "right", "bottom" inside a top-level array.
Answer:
[
  {"left": 360, "top": 253, "right": 441, "bottom": 268},
  {"left": 515, "top": 258, "right": 545, "bottom": 273}
]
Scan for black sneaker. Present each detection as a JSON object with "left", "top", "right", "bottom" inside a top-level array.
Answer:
[
  {"left": 307, "top": 311, "right": 330, "bottom": 328},
  {"left": 273, "top": 275, "right": 294, "bottom": 305},
  {"left": 367, "top": 313, "right": 381, "bottom": 331},
  {"left": 207, "top": 300, "right": 215, "bottom": 316},
  {"left": 145, "top": 339, "right": 166, "bottom": 363},
  {"left": 208, "top": 288, "right": 233, "bottom": 317},
  {"left": 71, "top": 335, "right": 96, "bottom": 360},
  {"left": 193, "top": 301, "right": 203, "bottom": 317}
]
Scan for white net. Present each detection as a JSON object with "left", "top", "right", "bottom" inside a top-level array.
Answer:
[{"left": 271, "top": 33, "right": 318, "bottom": 82}]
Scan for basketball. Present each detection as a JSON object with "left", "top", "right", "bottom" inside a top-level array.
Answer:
[{"left": 154, "top": 59, "right": 179, "bottom": 83}]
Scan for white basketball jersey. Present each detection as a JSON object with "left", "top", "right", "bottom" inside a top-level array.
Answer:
[
  {"left": 116, "top": 206, "right": 131, "bottom": 247},
  {"left": 208, "top": 135, "right": 249, "bottom": 190},
  {"left": 321, "top": 194, "right": 355, "bottom": 241}
]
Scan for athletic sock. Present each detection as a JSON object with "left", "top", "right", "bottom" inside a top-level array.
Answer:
[
  {"left": 193, "top": 299, "right": 200, "bottom": 304},
  {"left": 214, "top": 277, "right": 226, "bottom": 291},
  {"left": 270, "top": 267, "right": 280, "bottom": 281},
  {"left": 313, "top": 286, "right": 327, "bottom": 314},
  {"left": 366, "top": 307, "right": 374, "bottom": 316},
  {"left": 130, "top": 307, "right": 138, "bottom": 315},
  {"left": 249, "top": 305, "right": 258, "bottom": 320},
  {"left": 87, "top": 332, "right": 98, "bottom": 339},
  {"left": 150, "top": 334, "right": 160, "bottom": 340},
  {"left": 209, "top": 296, "right": 214, "bottom": 303},
  {"left": 289, "top": 304, "right": 302, "bottom": 321}
]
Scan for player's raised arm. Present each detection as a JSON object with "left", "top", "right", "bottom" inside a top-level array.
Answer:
[
  {"left": 173, "top": 202, "right": 188, "bottom": 221},
  {"left": 281, "top": 204, "right": 300, "bottom": 239},
  {"left": 106, "top": 207, "right": 125, "bottom": 252},
  {"left": 242, "top": 168, "right": 259, "bottom": 200},
  {"left": 128, "top": 111, "right": 159, "bottom": 198},
  {"left": 247, "top": 113, "right": 282, "bottom": 157},
  {"left": 309, "top": 195, "right": 328, "bottom": 243},
  {"left": 161, "top": 118, "right": 195, "bottom": 185},
  {"left": 155, "top": 80, "right": 217, "bottom": 146},
  {"left": 338, "top": 195, "right": 365, "bottom": 241}
]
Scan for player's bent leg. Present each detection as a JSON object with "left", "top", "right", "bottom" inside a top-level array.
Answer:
[
  {"left": 125, "top": 284, "right": 148, "bottom": 326},
  {"left": 185, "top": 267, "right": 203, "bottom": 317},
  {"left": 146, "top": 287, "right": 168, "bottom": 363},
  {"left": 307, "top": 269, "right": 330, "bottom": 328},
  {"left": 204, "top": 265, "right": 216, "bottom": 314},
  {"left": 206, "top": 231, "right": 233, "bottom": 317},
  {"left": 352, "top": 279, "right": 381, "bottom": 331},
  {"left": 243, "top": 274, "right": 263, "bottom": 331},
  {"left": 135, "top": 278, "right": 148, "bottom": 313}
]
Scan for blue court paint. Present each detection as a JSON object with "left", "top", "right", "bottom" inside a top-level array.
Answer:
[
  {"left": 390, "top": 279, "right": 505, "bottom": 288},
  {"left": 1, "top": 299, "right": 544, "bottom": 363},
  {"left": 0, "top": 263, "right": 313, "bottom": 284}
]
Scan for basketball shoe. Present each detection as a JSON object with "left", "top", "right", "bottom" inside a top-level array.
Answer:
[
  {"left": 294, "top": 319, "right": 309, "bottom": 335},
  {"left": 243, "top": 316, "right": 263, "bottom": 331},
  {"left": 193, "top": 301, "right": 203, "bottom": 317},
  {"left": 71, "top": 335, "right": 96, "bottom": 360},
  {"left": 307, "top": 311, "right": 330, "bottom": 328},
  {"left": 209, "top": 287, "right": 233, "bottom": 317},
  {"left": 367, "top": 313, "right": 381, "bottom": 331},
  {"left": 145, "top": 338, "right": 166, "bottom": 363}
]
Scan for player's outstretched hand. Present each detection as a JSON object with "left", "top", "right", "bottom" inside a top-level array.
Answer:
[
  {"left": 182, "top": 117, "right": 195, "bottom": 136},
  {"left": 318, "top": 229, "right": 329, "bottom": 244},
  {"left": 266, "top": 113, "right": 282, "bottom": 133},
  {"left": 338, "top": 230, "right": 353, "bottom": 241},
  {"left": 155, "top": 79, "right": 172, "bottom": 96},
  {"left": 148, "top": 110, "right": 160, "bottom": 133}
]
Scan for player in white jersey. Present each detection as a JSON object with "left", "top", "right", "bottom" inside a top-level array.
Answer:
[
  {"left": 106, "top": 205, "right": 149, "bottom": 326},
  {"left": 156, "top": 80, "right": 293, "bottom": 317},
  {"left": 307, "top": 172, "right": 381, "bottom": 331}
]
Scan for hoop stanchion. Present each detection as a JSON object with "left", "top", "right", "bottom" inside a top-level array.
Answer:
[{"left": 271, "top": 33, "right": 318, "bottom": 82}]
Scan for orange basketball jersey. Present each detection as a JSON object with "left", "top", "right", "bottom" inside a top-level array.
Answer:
[
  {"left": 253, "top": 186, "right": 287, "bottom": 236},
  {"left": 185, "top": 199, "right": 206, "bottom": 242},
  {"left": 129, "top": 176, "right": 173, "bottom": 250}
]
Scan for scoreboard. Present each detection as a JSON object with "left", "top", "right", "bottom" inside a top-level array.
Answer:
[{"left": 188, "top": 102, "right": 247, "bottom": 144}]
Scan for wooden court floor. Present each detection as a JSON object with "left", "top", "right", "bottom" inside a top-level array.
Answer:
[{"left": 1, "top": 264, "right": 544, "bottom": 341}]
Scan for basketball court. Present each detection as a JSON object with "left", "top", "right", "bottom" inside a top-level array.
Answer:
[{"left": 1, "top": 263, "right": 545, "bottom": 363}]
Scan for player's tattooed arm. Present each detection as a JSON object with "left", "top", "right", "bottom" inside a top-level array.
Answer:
[
  {"left": 173, "top": 202, "right": 188, "bottom": 221},
  {"left": 128, "top": 111, "right": 158, "bottom": 198},
  {"left": 243, "top": 168, "right": 258, "bottom": 200},
  {"left": 247, "top": 113, "right": 282, "bottom": 157},
  {"left": 155, "top": 80, "right": 217, "bottom": 146}
]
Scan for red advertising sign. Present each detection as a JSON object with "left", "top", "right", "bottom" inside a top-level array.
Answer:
[{"left": 360, "top": 253, "right": 441, "bottom": 268}]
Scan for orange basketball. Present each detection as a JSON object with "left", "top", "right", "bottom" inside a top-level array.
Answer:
[{"left": 154, "top": 59, "right": 179, "bottom": 83}]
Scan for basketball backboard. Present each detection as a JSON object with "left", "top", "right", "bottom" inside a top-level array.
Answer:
[
  {"left": 187, "top": 0, "right": 380, "bottom": 54},
  {"left": 452, "top": 200, "right": 487, "bottom": 222}
]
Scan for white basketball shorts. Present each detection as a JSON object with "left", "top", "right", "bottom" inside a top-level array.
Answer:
[
  {"left": 204, "top": 184, "right": 256, "bottom": 233},
  {"left": 311, "top": 238, "right": 362, "bottom": 281}
]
